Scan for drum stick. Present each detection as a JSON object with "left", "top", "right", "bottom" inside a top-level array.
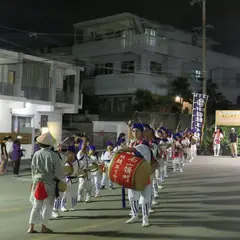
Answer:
[
  {"left": 138, "top": 117, "right": 143, "bottom": 124},
  {"left": 61, "top": 137, "right": 69, "bottom": 144},
  {"left": 150, "top": 119, "right": 155, "bottom": 129},
  {"left": 121, "top": 187, "right": 126, "bottom": 208}
]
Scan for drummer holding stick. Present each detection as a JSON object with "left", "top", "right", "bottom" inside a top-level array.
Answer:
[{"left": 117, "top": 123, "right": 152, "bottom": 227}]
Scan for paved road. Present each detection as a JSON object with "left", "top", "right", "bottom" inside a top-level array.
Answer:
[{"left": 1, "top": 156, "right": 240, "bottom": 240}]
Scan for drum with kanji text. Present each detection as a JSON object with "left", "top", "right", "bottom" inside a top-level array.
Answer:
[{"left": 108, "top": 152, "right": 151, "bottom": 191}]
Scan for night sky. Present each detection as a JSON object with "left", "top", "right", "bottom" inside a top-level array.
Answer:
[{"left": 0, "top": 0, "right": 240, "bottom": 56}]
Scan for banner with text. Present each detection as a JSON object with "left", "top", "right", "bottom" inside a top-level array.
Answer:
[
  {"left": 215, "top": 110, "right": 240, "bottom": 126},
  {"left": 191, "top": 93, "right": 208, "bottom": 145}
]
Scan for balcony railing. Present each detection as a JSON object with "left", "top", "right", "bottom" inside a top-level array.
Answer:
[
  {"left": 56, "top": 90, "right": 74, "bottom": 104},
  {"left": 21, "top": 86, "right": 50, "bottom": 101},
  {"left": 73, "top": 34, "right": 168, "bottom": 57},
  {"left": 0, "top": 82, "right": 15, "bottom": 96}
]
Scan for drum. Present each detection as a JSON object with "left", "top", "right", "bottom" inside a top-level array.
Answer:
[
  {"left": 58, "top": 181, "right": 67, "bottom": 192},
  {"left": 108, "top": 152, "right": 151, "bottom": 191},
  {"left": 64, "top": 166, "right": 74, "bottom": 176}
]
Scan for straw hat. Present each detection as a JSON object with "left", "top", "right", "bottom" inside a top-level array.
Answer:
[{"left": 37, "top": 132, "right": 56, "bottom": 146}]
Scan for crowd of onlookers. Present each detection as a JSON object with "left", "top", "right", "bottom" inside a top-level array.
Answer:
[{"left": 0, "top": 135, "right": 24, "bottom": 176}]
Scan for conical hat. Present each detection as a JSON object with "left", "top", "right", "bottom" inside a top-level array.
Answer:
[{"left": 37, "top": 132, "right": 56, "bottom": 146}]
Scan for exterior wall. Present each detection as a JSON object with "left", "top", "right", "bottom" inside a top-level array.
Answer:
[
  {"left": 0, "top": 99, "right": 63, "bottom": 158},
  {"left": 74, "top": 34, "right": 240, "bottom": 103},
  {"left": 0, "top": 49, "right": 83, "bottom": 110}
]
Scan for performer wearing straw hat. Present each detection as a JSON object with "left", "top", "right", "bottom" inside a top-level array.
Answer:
[
  {"left": 60, "top": 150, "right": 79, "bottom": 212},
  {"left": 28, "top": 132, "right": 65, "bottom": 234}
]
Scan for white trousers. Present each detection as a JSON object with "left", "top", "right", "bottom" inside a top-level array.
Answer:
[
  {"left": 92, "top": 172, "right": 101, "bottom": 195},
  {"left": 29, "top": 196, "right": 55, "bottom": 226},
  {"left": 172, "top": 158, "right": 183, "bottom": 172},
  {"left": 78, "top": 177, "right": 92, "bottom": 201},
  {"left": 151, "top": 172, "right": 158, "bottom": 198},
  {"left": 128, "top": 184, "right": 151, "bottom": 218},
  {"left": 191, "top": 145, "right": 197, "bottom": 159},
  {"left": 213, "top": 144, "right": 220, "bottom": 156},
  {"left": 100, "top": 162, "right": 112, "bottom": 188},
  {"left": 53, "top": 192, "right": 64, "bottom": 211},
  {"left": 61, "top": 180, "right": 78, "bottom": 209}
]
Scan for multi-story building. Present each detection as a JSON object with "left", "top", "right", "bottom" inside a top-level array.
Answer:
[
  {"left": 66, "top": 12, "right": 240, "bottom": 113},
  {"left": 0, "top": 49, "right": 83, "bottom": 152}
]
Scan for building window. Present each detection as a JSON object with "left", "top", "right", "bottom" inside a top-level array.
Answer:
[
  {"left": 193, "top": 70, "right": 201, "bottom": 82},
  {"left": 121, "top": 61, "right": 135, "bottom": 74},
  {"left": 145, "top": 28, "right": 156, "bottom": 36},
  {"left": 236, "top": 73, "right": 240, "bottom": 88},
  {"left": 104, "top": 63, "right": 113, "bottom": 74},
  {"left": 95, "top": 63, "right": 113, "bottom": 75},
  {"left": 150, "top": 61, "right": 162, "bottom": 74},
  {"left": 12, "top": 116, "right": 32, "bottom": 133},
  {"left": 8, "top": 70, "right": 16, "bottom": 84}
]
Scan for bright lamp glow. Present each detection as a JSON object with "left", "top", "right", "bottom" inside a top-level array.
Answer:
[
  {"left": 41, "top": 127, "right": 49, "bottom": 134},
  {"left": 175, "top": 96, "right": 181, "bottom": 102}
]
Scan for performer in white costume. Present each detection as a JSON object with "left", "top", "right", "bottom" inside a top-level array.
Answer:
[
  {"left": 158, "top": 127, "right": 171, "bottom": 183},
  {"left": 190, "top": 129, "right": 198, "bottom": 161},
  {"left": 61, "top": 153, "right": 79, "bottom": 212},
  {"left": 213, "top": 128, "right": 224, "bottom": 157},
  {"left": 100, "top": 141, "right": 114, "bottom": 189},
  {"left": 121, "top": 123, "right": 152, "bottom": 227},
  {"left": 88, "top": 145, "right": 101, "bottom": 198},
  {"left": 51, "top": 145, "right": 69, "bottom": 218},
  {"left": 77, "top": 141, "right": 93, "bottom": 203},
  {"left": 142, "top": 123, "right": 158, "bottom": 207},
  {"left": 172, "top": 133, "right": 184, "bottom": 172},
  {"left": 127, "top": 142, "right": 152, "bottom": 227},
  {"left": 28, "top": 132, "right": 65, "bottom": 234},
  {"left": 113, "top": 137, "right": 126, "bottom": 152},
  {"left": 180, "top": 131, "right": 190, "bottom": 166}
]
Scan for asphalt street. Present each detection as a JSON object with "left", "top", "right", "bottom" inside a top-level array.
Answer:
[{"left": 1, "top": 156, "right": 240, "bottom": 240}]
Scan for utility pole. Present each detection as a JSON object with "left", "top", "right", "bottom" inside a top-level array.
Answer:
[{"left": 191, "top": 0, "right": 211, "bottom": 95}]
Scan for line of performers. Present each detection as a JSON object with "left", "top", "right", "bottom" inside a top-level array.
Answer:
[
  {"left": 27, "top": 121, "right": 199, "bottom": 233},
  {"left": 47, "top": 121, "right": 199, "bottom": 228}
]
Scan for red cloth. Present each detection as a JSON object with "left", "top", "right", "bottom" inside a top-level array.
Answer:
[{"left": 34, "top": 181, "right": 48, "bottom": 200}]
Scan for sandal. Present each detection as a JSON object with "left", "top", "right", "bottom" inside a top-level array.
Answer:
[
  {"left": 41, "top": 228, "right": 53, "bottom": 233},
  {"left": 27, "top": 229, "right": 38, "bottom": 234}
]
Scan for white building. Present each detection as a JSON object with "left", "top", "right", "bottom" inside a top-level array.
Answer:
[
  {"left": 0, "top": 49, "right": 83, "bottom": 156},
  {"left": 64, "top": 12, "right": 240, "bottom": 112}
]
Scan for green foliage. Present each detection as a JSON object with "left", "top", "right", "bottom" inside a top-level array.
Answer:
[
  {"left": 133, "top": 89, "right": 156, "bottom": 111},
  {"left": 169, "top": 77, "right": 192, "bottom": 103},
  {"left": 133, "top": 89, "right": 183, "bottom": 113},
  {"left": 200, "top": 81, "right": 231, "bottom": 115},
  {"left": 200, "top": 125, "right": 240, "bottom": 155}
]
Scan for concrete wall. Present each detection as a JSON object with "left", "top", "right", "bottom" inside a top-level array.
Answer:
[{"left": 135, "top": 112, "right": 191, "bottom": 130}]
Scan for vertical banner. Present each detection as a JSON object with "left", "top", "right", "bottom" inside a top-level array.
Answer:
[{"left": 191, "top": 93, "right": 208, "bottom": 146}]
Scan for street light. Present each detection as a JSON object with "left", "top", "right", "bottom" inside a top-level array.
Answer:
[{"left": 175, "top": 96, "right": 181, "bottom": 103}]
